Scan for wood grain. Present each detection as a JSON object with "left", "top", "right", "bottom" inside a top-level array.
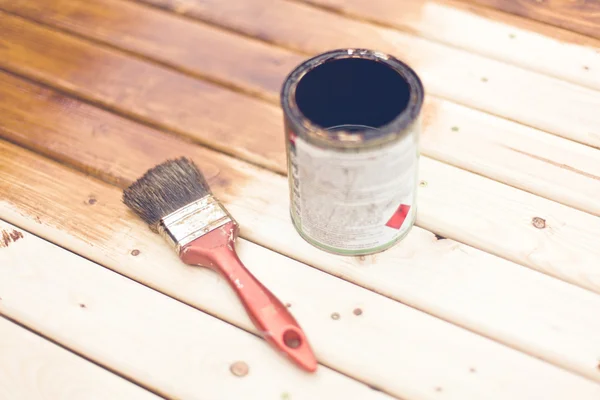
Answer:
[
  {"left": 0, "top": 222, "right": 391, "bottom": 400},
  {"left": 2, "top": 75, "right": 600, "bottom": 383},
  {"left": 0, "top": 0, "right": 303, "bottom": 102},
  {"left": 125, "top": 0, "right": 600, "bottom": 148},
  {"left": 1, "top": 13, "right": 600, "bottom": 289},
  {"left": 0, "top": 316, "right": 161, "bottom": 400},
  {"left": 464, "top": 0, "right": 600, "bottom": 41},
  {"left": 0, "top": 12, "right": 599, "bottom": 219},
  {"left": 2, "top": 148, "right": 600, "bottom": 399},
  {"left": 0, "top": 11, "right": 287, "bottom": 174},
  {"left": 296, "top": 0, "right": 600, "bottom": 90}
]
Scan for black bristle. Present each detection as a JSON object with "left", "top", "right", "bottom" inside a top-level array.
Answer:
[{"left": 123, "top": 157, "right": 211, "bottom": 226}]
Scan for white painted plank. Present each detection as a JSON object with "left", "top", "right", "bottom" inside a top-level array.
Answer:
[
  {"left": 0, "top": 316, "right": 162, "bottom": 400},
  {"left": 2, "top": 140, "right": 600, "bottom": 398},
  {"left": 421, "top": 97, "right": 600, "bottom": 217},
  {"left": 0, "top": 221, "right": 391, "bottom": 400}
]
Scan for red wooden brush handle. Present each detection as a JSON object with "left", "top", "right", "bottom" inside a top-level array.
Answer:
[{"left": 180, "top": 222, "right": 317, "bottom": 372}]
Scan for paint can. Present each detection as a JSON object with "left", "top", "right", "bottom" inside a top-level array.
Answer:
[{"left": 281, "top": 49, "right": 424, "bottom": 256}]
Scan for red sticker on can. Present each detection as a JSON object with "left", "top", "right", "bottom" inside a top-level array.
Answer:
[{"left": 385, "top": 204, "right": 411, "bottom": 230}]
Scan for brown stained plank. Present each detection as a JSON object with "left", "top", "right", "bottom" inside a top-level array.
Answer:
[
  {"left": 0, "top": 10, "right": 286, "bottom": 173},
  {"left": 464, "top": 0, "right": 600, "bottom": 41},
  {"left": 0, "top": 0, "right": 303, "bottom": 102},
  {"left": 2, "top": 10, "right": 599, "bottom": 218},
  {"left": 0, "top": 71, "right": 252, "bottom": 196}
]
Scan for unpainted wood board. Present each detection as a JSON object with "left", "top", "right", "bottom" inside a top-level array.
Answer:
[
  {"left": 464, "top": 0, "right": 600, "bottom": 41},
  {"left": 0, "top": 220, "right": 392, "bottom": 400},
  {"left": 122, "top": 0, "right": 600, "bottom": 148},
  {"left": 2, "top": 79, "right": 600, "bottom": 383},
  {"left": 296, "top": 0, "right": 600, "bottom": 91},
  {"left": 0, "top": 316, "right": 162, "bottom": 400},
  {"left": 2, "top": 147, "right": 600, "bottom": 399},
  {"left": 1, "top": 10, "right": 599, "bottom": 217}
]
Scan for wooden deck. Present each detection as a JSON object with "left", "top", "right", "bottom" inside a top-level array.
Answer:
[{"left": 1, "top": 0, "right": 600, "bottom": 398}]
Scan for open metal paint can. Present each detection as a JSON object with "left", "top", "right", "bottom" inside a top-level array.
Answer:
[{"left": 281, "top": 49, "right": 424, "bottom": 256}]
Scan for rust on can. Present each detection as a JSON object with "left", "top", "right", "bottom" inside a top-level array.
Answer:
[{"left": 281, "top": 49, "right": 424, "bottom": 256}]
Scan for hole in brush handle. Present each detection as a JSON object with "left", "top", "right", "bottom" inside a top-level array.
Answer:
[{"left": 283, "top": 328, "right": 303, "bottom": 349}]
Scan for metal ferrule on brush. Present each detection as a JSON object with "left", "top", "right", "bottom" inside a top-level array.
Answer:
[{"left": 156, "top": 195, "right": 235, "bottom": 253}]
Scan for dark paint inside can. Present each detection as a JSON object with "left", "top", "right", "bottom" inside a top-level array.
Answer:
[{"left": 294, "top": 57, "right": 411, "bottom": 132}]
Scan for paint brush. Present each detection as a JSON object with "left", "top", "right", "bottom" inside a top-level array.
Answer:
[{"left": 123, "top": 157, "right": 317, "bottom": 372}]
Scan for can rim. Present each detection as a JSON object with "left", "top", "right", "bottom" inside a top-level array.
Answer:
[{"left": 280, "top": 48, "right": 424, "bottom": 148}]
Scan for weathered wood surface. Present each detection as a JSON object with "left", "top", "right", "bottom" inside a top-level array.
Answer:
[
  {"left": 2, "top": 10, "right": 599, "bottom": 217},
  {"left": 464, "top": 0, "right": 600, "bottom": 41},
  {"left": 2, "top": 74, "right": 600, "bottom": 384},
  {"left": 1, "top": 0, "right": 600, "bottom": 398},
  {"left": 0, "top": 316, "right": 161, "bottom": 400},
  {"left": 3, "top": 144, "right": 600, "bottom": 399},
  {"left": 2, "top": 15, "right": 600, "bottom": 293}
]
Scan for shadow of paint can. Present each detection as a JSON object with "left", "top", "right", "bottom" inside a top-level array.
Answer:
[{"left": 280, "top": 49, "right": 424, "bottom": 256}]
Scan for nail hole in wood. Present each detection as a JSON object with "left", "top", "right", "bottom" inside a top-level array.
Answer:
[
  {"left": 79, "top": 303, "right": 86, "bottom": 309},
  {"left": 532, "top": 217, "right": 546, "bottom": 229},
  {"left": 130, "top": 249, "right": 141, "bottom": 256},
  {"left": 230, "top": 361, "right": 249, "bottom": 377},
  {"left": 331, "top": 312, "right": 340, "bottom": 320},
  {"left": 87, "top": 197, "right": 97, "bottom": 205},
  {"left": 353, "top": 308, "right": 363, "bottom": 316}
]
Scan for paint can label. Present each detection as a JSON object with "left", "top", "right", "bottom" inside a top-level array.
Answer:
[{"left": 289, "top": 130, "right": 418, "bottom": 254}]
